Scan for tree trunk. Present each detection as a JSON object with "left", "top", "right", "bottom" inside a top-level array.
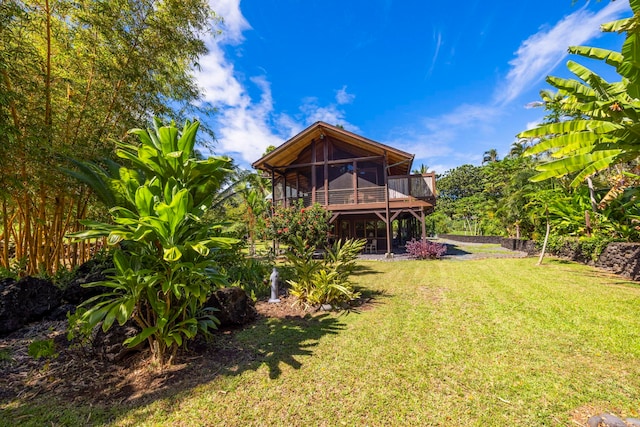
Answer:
[
  {"left": 586, "top": 177, "right": 598, "bottom": 213},
  {"left": 537, "top": 208, "right": 550, "bottom": 266}
]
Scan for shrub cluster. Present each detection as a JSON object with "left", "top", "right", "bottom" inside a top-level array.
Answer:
[
  {"left": 543, "top": 234, "right": 616, "bottom": 262},
  {"left": 285, "top": 236, "right": 365, "bottom": 309},
  {"left": 405, "top": 239, "right": 447, "bottom": 260},
  {"left": 265, "top": 200, "right": 332, "bottom": 249}
]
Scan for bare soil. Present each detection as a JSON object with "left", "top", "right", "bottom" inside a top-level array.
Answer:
[{"left": 0, "top": 294, "right": 314, "bottom": 407}]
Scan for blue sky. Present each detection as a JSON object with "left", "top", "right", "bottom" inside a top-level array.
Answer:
[{"left": 197, "top": 0, "right": 631, "bottom": 173}]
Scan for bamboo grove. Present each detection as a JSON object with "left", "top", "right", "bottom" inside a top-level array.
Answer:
[{"left": 0, "top": 0, "right": 217, "bottom": 275}]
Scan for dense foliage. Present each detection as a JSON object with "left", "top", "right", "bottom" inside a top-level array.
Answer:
[
  {"left": 0, "top": 0, "right": 217, "bottom": 275},
  {"left": 405, "top": 239, "right": 447, "bottom": 260},
  {"left": 265, "top": 200, "right": 333, "bottom": 249},
  {"left": 71, "top": 119, "right": 236, "bottom": 366},
  {"left": 286, "top": 237, "right": 365, "bottom": 309}
]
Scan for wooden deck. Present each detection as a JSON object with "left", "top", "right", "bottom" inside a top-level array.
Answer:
[{"left": 275, "top": 174, "right": 435, "bottom": 212}]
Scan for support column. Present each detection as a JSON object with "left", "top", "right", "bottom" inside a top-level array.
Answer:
[
  {"left": 352, "top": 160, "right": 357, "bottom": 204},
  {"left": 271, "top": 167, "right": 276, "bottom": 253},
  {"left": 421, "top": 209, "right": 427, "bottom": 241},
  {"left": 283, "top": 173, "right": 287, "bottom": 207},
  {"left": 311, "top": 140, "right": 316, "bottom": 203},
  {"left": 323, "top": 136, "right": 328, "bottom": 205},
  {"left": 383, "top": 152, "right": 392, "bottom": 257}
]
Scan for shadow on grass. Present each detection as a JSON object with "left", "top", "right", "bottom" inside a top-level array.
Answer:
[
  {"left": 225, "top": 313, "right": 344, "bottom": 379},
  {"left": 538, "top": 258, "right": 640, "bottom": 288},
  {"left": 1, "top": 312, "right": 355, "bottom": 424},
  {"left": 350, "top": 263, "right": 380, "bottom": 276},
  {"left": 442, "top": 243, "right": 472, "bottom": 257},
  {"left": 574, "top": 268, "right": 640, "bottom": 288}
]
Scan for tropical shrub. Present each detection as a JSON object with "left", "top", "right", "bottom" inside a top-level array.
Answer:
[
  {"left": 405, "top": 239, "right": 447, "bottom": 260},
  {"left": 70, "top": 119, "right": 236, "bottom": 366},
  {"left": 221, "top": 248, "right": 273, "bottom": 301},
  {"left": 28, "top": 339, "right": 58, "bottom": 360},
  {"left": 265, "top": 200, "right": 332, "bottom": 249},
  {"left": 286, "top": 236, "right": 364, "bottom": 309},
  {"left": 543, "top": 234, "right": 615, "bottom": 263}
]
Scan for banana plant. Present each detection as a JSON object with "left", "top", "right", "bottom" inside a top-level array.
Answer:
[
  {"left": 69, "top": 119, "right": 237, "bottom": 366},
  {"left": 518, "top": 1, "right": 640, "bottom": 187}
]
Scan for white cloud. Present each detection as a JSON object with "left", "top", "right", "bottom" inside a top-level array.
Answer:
[
  {"left": 424, "top": 103, "right": 501, "bottom": 130},
  {"left": 426, "top": 29, "right": 443, "bottom": 77},
  {"left": 194, "top": 0, "right": 361, "bottom": 166},
  {"left": 211, "top": 0, "right": 250, "bottom": 44},
  {"left": 385, "top": 103, "right": 502, "bottom": 167},
  {"left": 196, "top": 44, "right": 244, "bottom": 107},
  {"left": 497, "top": 0, "right": 629, "bottom": 105},
  {"left": 299, "top": 97, "right": 361, "bottom": 133},
  {"left": 211, "top": 76, "right": 290, "bottom": 162},
  {"left": 335, "top": 86, "right": 356, "bottom": 105},
  {"left": 525, "top": 119, "right": 543, "bottom": 131},
  {"left": 396, "top": 1, "right": 630, "bottom": 174}
]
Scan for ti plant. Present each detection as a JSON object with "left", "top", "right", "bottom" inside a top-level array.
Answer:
[
  {"left": 69, "top": 119, "right": 236, "bottom": 366},
  {"left": 286, "top": 236, "right": 364, "bottom": 309}
]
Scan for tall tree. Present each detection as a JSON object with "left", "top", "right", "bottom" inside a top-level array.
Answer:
[
  {"left": 482, "top": 148, "right": 499, "bottom": 164},
  {"left": 0, "top": 0, "right": 218, "bottom": 274},
  {"left": 412, "top": 163, "right": 430, "bottom": 174},
  {"left": 518, "top": 2, "right": 640, "bottom": 187}
]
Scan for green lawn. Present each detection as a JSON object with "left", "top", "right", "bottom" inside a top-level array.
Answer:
[{"left": 3, "top": 255, "right": 640, "bottom": 426}]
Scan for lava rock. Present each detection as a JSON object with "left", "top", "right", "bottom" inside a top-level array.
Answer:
[
  {"left": 587, "top": 414, "right": 628, "bottom": 427},
  {"left": 93, "top": 320, "right": 144, "bottom": 362},
  {"left": 62, "top": 258, "right": 113, "bottom": 304},
  {"left": 0, "top": 277, "right": 62, "bottom": 335},
  {"left": 45, "top": 303, "right": 77, "bottom": 321},
  {"left": 205, "top": 287, "right": 257, "bottom": 327}
]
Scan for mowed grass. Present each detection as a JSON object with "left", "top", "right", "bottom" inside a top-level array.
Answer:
[{"left": 3, "top": 255, "right": 640, "bottom": 426}]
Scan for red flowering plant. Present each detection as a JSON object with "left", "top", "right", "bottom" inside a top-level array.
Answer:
[
  {"left": 405, "top": 239, "right": 447, "bottom": 260},
  {"left": 266, "top": 199, "right": 332, "bottom": 249}
]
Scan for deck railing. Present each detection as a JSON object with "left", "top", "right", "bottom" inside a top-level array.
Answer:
[{"left": 278, "top": 174, "right": 435, "bottom": 207}]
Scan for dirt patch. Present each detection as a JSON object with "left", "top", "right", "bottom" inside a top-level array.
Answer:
[
  {"left": 418, "top": 286, "right": 446, "bottom": 303},
  {"left": 254, "top": 294, "right": 309, "bottom": 318},
  {"left": 0, "top": 294, "right": 353, "bottom": 407}
]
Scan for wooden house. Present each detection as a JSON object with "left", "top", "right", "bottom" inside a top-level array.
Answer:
[{"left": 251, "top": 122, "right": 436, "bottom": 255}]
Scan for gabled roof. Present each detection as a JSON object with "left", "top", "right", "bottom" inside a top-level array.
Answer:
[{"left": 252, "top": 121, "right": 415, "bottom": 175}]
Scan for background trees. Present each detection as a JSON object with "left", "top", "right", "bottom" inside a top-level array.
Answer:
[
  {"left": 516, "top": 0, "right": 640, "bottom": 243},
  {"left": 0, "top": 0, "right": 216, "bottom": 275}
]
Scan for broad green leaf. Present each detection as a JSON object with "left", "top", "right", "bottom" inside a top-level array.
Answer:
[
  {"left": 569, "top": 45, "right": 624, "bottom": 68},
  {"left": 135, "top": 186, "right": 155, "bottom": 217},
  {"left": 189, "top": 242, "right": 210, "bottom": 256},
  {"left": 124, "top": 327, "right": 157, "bottom": 348},
  {"left": 107, "top": 232, "right": 126, "bottom": 245},
  {"left": 163, "top": 246, "right": 182, "bottom": 262},
  {"left": 166, "top": 151, "right": 183, "bottom": 158},
  {"left": 601, "top": 17, "right": 633, "bottom": 33},
  {"left": 113, "top": 250, "right": 129, "bottom": 273},
  {"left": 177, "top": 121, "right": 200, "bottom": 159}
]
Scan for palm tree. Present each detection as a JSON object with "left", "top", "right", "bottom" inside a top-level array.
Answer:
[
  {"left": 412, "top": 163, "right": 430, "bottom": 174},
  {"left": 507, "top": 140, "right": 527, "bottom": 158},
  {"left": 482, "top": 149, "right": 499, "bottom": 165}
]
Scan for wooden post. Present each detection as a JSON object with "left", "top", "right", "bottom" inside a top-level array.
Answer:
[
  {"left": 323, "top": 135, "right": 329, "bottom": 205},
  {"left": 352, "top": 160, "right": 357, "bottom": 204},
  {"left": 271, "top": 168, "right": 275, "bottom": 208},
  {"left": 383, "top": 152, "right": 392, "bottom": 257},
  {"left": 311, "top": 140, "right": 316, "bottom": 203}
]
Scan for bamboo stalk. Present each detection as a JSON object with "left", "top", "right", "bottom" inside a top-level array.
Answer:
[
  {"left": 1, "top": 198, "right": 9, "bottom": 269},
  {"left": 44, "top": 0, "right": 52, "bottom": 145},
  {"left": 57, "top": 194, "right": 76, "bottom": 270},
  {"left": 37, "top": 187, "right": 47, "bottom": 272}
]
